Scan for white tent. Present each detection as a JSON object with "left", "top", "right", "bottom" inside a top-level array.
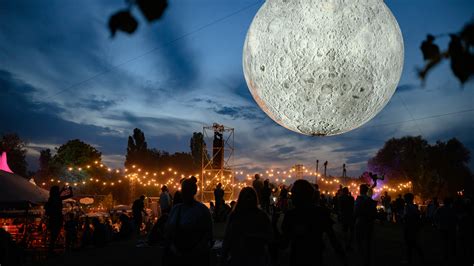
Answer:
[{"left": 0, "top": 170, "right": 49, "bottom": 204}]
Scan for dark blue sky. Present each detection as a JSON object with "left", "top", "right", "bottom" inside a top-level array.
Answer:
[{"left": 0, "top": 0, "right": 473, "bottom": 176}]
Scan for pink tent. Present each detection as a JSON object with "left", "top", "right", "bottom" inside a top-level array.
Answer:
[
  {"left": 0, "top": 152, "right": 13, "bottom": 173},
  {"left": 0, "top": 170, "right": 49, "bottom": 204},
  {"left": 0, "top": 152, "right": 49, "bottom": 205}
]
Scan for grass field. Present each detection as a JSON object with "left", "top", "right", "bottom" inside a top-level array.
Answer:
[{"left": 29, "top": 220, "right": 470, "bottom": 266}]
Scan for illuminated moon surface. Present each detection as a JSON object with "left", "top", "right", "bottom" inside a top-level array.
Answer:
[{"left": 243, "top": 0, "right": 404, "bottom": 136}]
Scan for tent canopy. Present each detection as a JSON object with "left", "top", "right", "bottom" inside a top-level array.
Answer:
[{"left": 0, "top": 170, "right": 49, "bottom": 205}]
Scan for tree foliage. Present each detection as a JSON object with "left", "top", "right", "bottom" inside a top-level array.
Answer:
[
  {"left": 125, "top": 128, "right": 195, "bottom": 174},
  {"left": 51, "top": 139, "right": 103, "bottom": 185},
  {"left": 419, "top": 20, "right": 474, "bottom": 84},
  {"left": 36, "top": 148, "right": 54, "bottom": 183},
  {"left": 0, "top": 133, "right": 28, "bottom": 177},
  {"left": 125, "top": 128, "right": 153, "bottom": 168},
  {"left": 369, "top": 136, "right": 471, "bottom": 199},
  {"left": 190, "top": 132, "right": 206, "bottom": 171},
  {"left": 54, "top": 139, "right": 102, "bottom": 166}
]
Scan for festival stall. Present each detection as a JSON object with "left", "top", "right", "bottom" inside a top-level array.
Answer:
[{"left": 0, "top": 152, "right": 49, "bottom": 247}]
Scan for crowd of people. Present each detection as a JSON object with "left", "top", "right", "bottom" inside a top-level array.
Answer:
[
  {"left": 45, "top": 187, "right": 138, "bottom": 254},
  {"left": 2, "top": 174, "right": 472, "bottom": 266}
]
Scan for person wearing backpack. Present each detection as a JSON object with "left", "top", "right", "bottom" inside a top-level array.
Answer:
[
  {"left": 164, "top": 176, "right": 213, "bottom": 266},
  {"left": 354, "top": 184, "right": 377, "bottom": 266}
]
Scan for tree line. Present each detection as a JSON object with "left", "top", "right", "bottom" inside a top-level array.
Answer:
[{"left": 1, "top": 132, "right": 472, "bottom": 201}]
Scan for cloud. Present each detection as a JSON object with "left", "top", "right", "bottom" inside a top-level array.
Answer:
[
  {"left": 73, "top": 96, "right": 119, "bottom": 111},
  {"left": 0, "top": 70, "right": 126, "bottom": 163},
  {"left": 1, "top": 0, "right": 473, "bottom": 177},
  {"left": 396, "top": 84, "right": 417, "bottom": 92}
]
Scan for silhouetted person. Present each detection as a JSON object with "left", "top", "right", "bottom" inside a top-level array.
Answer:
[
  {"left": 282, "top": 179, "right": 347, "bottom": 266},
  {"left": 426, "top": 197, "right": 439, "bottom": 225},
  {"left": 454, "top": 196, "right": 473, "bottom": 265},
  {"left": 64, "top": 213, "right": 78, "bottom": 251},
  {"left": 394, "top": 194, "right": 405, "bottom": 223},
  {"left": 173, "top": 178, "right": 185, "bottom": 205},
  {"left": 104, "top": 218, "right": 113, "bottom": 242},
  {"left": 277, "top": 185, "right": 289, "bottom": 213},
  {"left": 164, "top": 176, "right": 212, "bottom": 266},
  {"left": 340, "top": 187, "right": 355, "bottom": 250},
  {"left": 261, "top": 179, "right": 272, "bottom": 213},
  {"left": 435, "top": 197, "right": 457, "bottom": 263},
  {"left": 148, "top": 213, "right": 169, "bottom": 246},
  {"left": 81, "top": 218, "right": 92, "bottom": 247},
  {"left": 402, "top": 193, "right": 424, "bottom": 265},
  {"left": 44, "top": 185, "right": 73, "bottom": 255},
  {"left": 222, "top": 187, "right": 272, "bottom": 266},
  {"left": 381, "top": 191, "right": 392, "bottom": 222},
  {"left": 160, "top": 185, "right": 172, "bottom": 215},
  {"left": 0, "top": 227, "right": 22, "bottom": 266},
  {"left": 132, "top": 195, "right": 146, "bottom": 235},
  {"left": 354, "top": 184, "right": 377, "bottom": 266},
  {"left": 214, "top": 183, "right": 224, "bottom": 208},
  {"left": 116, "top": 213, "right": 133, "bottom": 240},
  {"left": 92, "top": 217, "right": 107, "bottom": 247},
  {"left": 252, "top": 174, "right": 263, "bottom": 203}
]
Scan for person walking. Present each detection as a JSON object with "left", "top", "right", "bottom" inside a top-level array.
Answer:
[{"left": 339, "top": 187, "right": 355, "bottom": 250}]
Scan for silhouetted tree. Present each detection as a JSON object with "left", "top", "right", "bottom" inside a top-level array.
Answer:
[
  {"left": 369, "top": 136, "right": 430, "bottom": 197},
  {"left": 125, "top": 128, "right": 155, "bottom": 169},
  {"left": 190, "top": 132, "right": 206, "bottom": 171},
  {"left": 427, "top": 138, "right": 471, "bottom": 197},
  {"left": 0, "top": 133, "right": 28, "bottom": 177},
  {"left": 54, "top": 139, "right": 102, "bottom": 166},
  {"left": 369, "top": 136, "right": 471, "bottom": 199},
  {"left": 36, "top": 149, "right": 55, "bottom": 183}
]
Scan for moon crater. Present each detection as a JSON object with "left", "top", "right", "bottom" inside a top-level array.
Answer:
[{"left": 243, "top": 0, "right": 404, "bottom": 136}]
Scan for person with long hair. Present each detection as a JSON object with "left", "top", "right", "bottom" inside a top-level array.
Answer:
[
  {"left": 281, "top": 179, "right": 347, "bottom": 266},
  {"left": 44, "top": 185, "right": 73, "bottom": 255},
  {"left": 222, "top": 187, "right": 273, "bottom": 266}
]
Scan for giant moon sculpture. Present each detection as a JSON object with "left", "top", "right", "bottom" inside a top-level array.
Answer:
[{"left": 243, "top": 0, "right": 404, "bottom": 136}]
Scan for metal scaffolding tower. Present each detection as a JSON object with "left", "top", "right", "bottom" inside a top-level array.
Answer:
[{"left": 201, "top": 123, "right": 234, "bottom": 202}]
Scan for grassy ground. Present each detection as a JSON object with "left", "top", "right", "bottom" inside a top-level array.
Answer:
[{"left": 27, "top": 220, "right": 469, "bottom": 266}]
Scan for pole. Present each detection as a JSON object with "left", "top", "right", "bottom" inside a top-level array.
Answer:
[
  {"left": 324, "top": 161, "right": 328, "bottom": 177},
  {"left": 315, "top": 160, "right": 319, "bottom": 184}
]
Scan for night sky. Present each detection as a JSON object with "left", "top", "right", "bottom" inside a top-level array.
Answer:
[{"left": 0, "top": 0, "right": 473, "bottom": 177}]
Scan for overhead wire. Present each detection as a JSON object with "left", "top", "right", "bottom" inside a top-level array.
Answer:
[{"left": 43, "top": 0, "right": 263, "bottom": 100}]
